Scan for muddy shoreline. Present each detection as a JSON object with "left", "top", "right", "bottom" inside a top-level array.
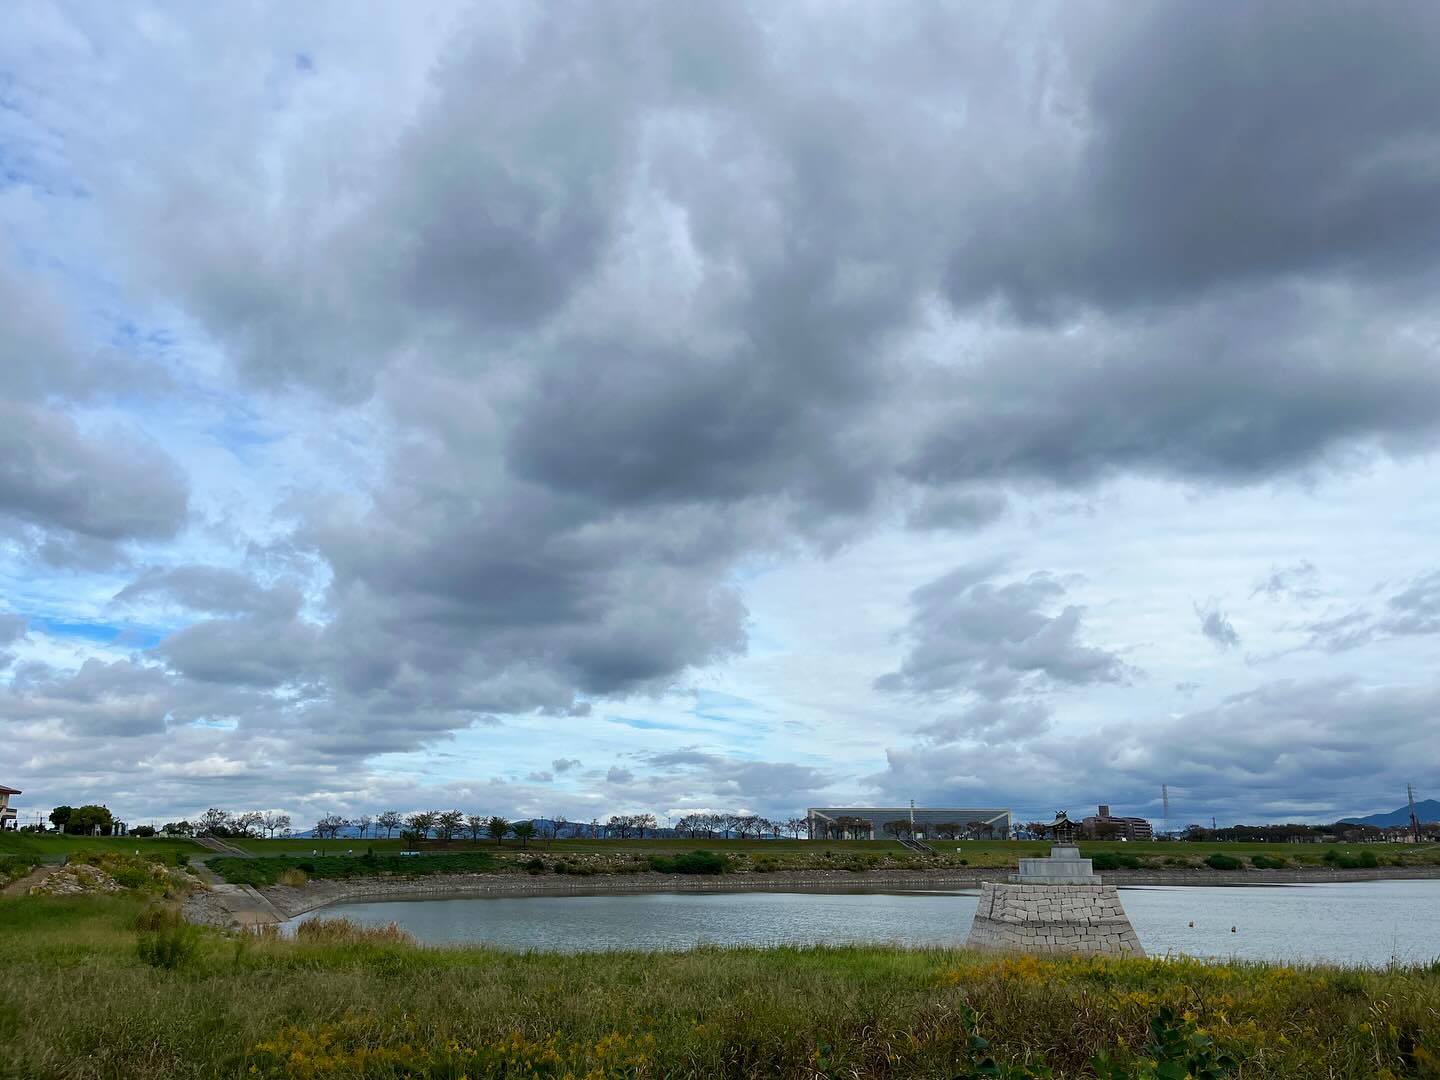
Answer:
[{"left": 247, "top": 864, "right": 1440, "bottom": 922}]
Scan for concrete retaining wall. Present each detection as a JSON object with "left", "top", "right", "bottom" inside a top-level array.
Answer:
[{"left": 965, "top": 882, "right": 1145, "bottom": 956}]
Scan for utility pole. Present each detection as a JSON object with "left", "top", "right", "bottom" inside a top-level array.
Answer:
[
  {"left": 1408, "top": 783, "right": 1422, "bottom": 844},
  {"left": 909, "top": 799, "right": 915, "bottom": 839},
  {"left": 1162, "top": 784, "right": 1169, "bottom": 839}
]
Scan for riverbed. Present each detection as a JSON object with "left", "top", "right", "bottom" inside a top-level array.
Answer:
[{"left": 285, "top": 878, "right": 1440, "bottom": 965}]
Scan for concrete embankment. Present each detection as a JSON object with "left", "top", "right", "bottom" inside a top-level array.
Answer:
[{"left": 249, "top": 863, "right": 1440, "bottom": 923}]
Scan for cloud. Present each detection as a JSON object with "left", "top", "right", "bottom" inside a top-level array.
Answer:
[
  {"left": 906, "top": 490, "right": 1008, "bottom": 532},
  {"left": 0, "top": 403, "right": 189, "bottom": 565},
  {"left": 1252, "top": 561, "right": 1322, "bottom": 603},
  {"left": 876, "top": 567, "right": 1127, "bottom": 700},
  {"left": 1299, "top": 570, "right": 1440, "bottom": 652},
  {"left": 605, "top": 766, "right": 634, "bottom": 785},
  {"left": 870, "top": 676, "right": 1440, "bottom": 824},
  {"left": 1195, "top": 600, "right": 1241, "bottom": 651},
  {"left": 945, "top": 5, "right": 1440, "bottom": 318},
  {"left": 5, "top": 3, "right": 1440, "bottom": 824},
  {"left": 525, "top": 771, "right": 554, "bottom": 783},
  {"left": 917, "top": 700, "right": 1052, "bottom": 745},
  {"left": 114, "top": 566, "right": 298, "bottom": 618}
]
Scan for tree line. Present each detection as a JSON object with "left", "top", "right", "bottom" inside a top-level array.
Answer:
[{"left": 145, "top": 808, "right": 819, "bottom": 843}]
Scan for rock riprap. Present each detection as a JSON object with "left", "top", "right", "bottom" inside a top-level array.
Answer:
[{"left": 965, "top": 844, "right": 1144, "bottom": 956}]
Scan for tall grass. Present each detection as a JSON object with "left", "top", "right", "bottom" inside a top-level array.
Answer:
[
  {"left": 293, "top": 916, "right": 417, "bottom": 946},
  {"left": 2, "top": 893, "right": 1439, "bottom": 1078}
]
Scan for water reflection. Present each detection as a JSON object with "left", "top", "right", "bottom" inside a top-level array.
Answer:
[{"left": 286, "top": 879, "right": 1440, "bottom": 966}]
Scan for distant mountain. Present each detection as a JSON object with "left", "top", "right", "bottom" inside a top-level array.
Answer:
[{"left": 1341, "top": 799, "right": 1440, "bottom": 828}]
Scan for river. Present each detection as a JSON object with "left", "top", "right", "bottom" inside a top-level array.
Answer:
[{"left": 284, "top": 879, "right": 1440, "bottom": 966}]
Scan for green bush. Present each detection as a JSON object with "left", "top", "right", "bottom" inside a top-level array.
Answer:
[
  {"left": 210, "top": 851, "right": 498, "bottom": 887},
  {"left": 136, "top": 924, "right": 201, "bottom": 970},
  {"left": 1091, "top": 852, "right": 1141, "bottom": 871},
  {"left": 1204, "top": 853, "right": 1243, "bottom": 871},
  {"left": 525, "top": 857, "right": 546, "bottom": 875},
  {"left": 1323, "top": 849, "right": 1379, "bottom": 869},
  {"left": 1250, "top": 854, "right": 1288, "bottom": 870},
  {"left": 0, "top": 855, "right": 37, "bottom": 884},
  {"left": 647, "top": 850, "right": 727, "bottom": 875}
]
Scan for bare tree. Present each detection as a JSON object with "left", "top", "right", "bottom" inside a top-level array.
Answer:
[
  {"left": 550, "top": 814, "right": 568, "bottom": 841},
  {"left": 315, "top": 814, "right": 346, "bottom": 840},
  {"left": 466, "top": 814, "right": 487, "bottom": 842},
  {"left": 376, "top": 811, "right": 402, "bottom": 838},
  {"left": 261, "top": 811, "right": 292, "bottom": 839},
  {"left": 436, "top": 809, "right": 465, "bottom": 841},
  {"left": 233, "top": 811, "right": 264, "bottom": 838},
  {"left": 405, "top": 811, "right": 436, "bottom": 840},
  {"left": 353, "top": 814, "right": 373, "bottom": 839},
  {"left": 197, "top": 808, "right": 230, "bottom": 837}
]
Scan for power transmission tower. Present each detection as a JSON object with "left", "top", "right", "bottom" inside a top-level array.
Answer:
[{"left": 1409, "top": 783, "right": 1422, "bottom": 844}]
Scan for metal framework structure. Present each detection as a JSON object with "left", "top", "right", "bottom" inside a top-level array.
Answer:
[{"left": 806, "top": 806, "right": 1011, "bottom": 840}]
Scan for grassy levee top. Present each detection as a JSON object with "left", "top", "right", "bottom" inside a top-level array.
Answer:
[
  {"left": 3, "top": 889, "right": 1439, "bottom": 1078},
  {"left": 200, "top": 836, "right": 1440, "bottom": 886}
]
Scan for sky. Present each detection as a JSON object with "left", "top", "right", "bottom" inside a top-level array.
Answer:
[{"left": 3, "top": 2, "right": 1440, "bottom": 831}]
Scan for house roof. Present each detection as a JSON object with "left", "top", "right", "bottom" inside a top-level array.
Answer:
[{"left": 0, "top": 786, "right": 21, "bottom": 795}]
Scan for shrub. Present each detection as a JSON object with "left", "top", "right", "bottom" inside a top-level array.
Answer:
[
  {"left": 294, "top": 917, "right": 416, "bottom": 946},
  {"left": 647, "top": 850, "right": 727, "bottom": 875},
  {"left": 525, "top": 857, "right": 546, "bottom": 875},
  {"left": 0, "top": 855, "right": 37, "bottom": 884},
  {"left": 134, "top": 904, "right": 183, "bottom": 932},
  {"left": 277, "top": 868, "right": 309, "bottom": 887},
  {"left": 1323, "top": 848, "right": 1379, "bottom": 869},
  {"left": 1204, "top": 853, "right": 1243, "bottom": 871},
  {"left": 1091, "top": 852, "right": 1141, "bottom": 871},
  {"left": 210, "top": 851, "right": 497, "bottom": 887},
  {"left": 136, "top": 924, "right": 201, "bottom": 970},
  {"left": 1250, "top": 854, "right": 1288, "bottom": 869}
]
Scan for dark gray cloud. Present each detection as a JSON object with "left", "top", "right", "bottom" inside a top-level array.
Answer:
[
  {"left": 876, "top": 567, "right": 1127, "bottom": 700},
  {"left": 906, "top": 489, "right": 1009, "bottom": 533},
  {"left": 917, "top": 699, "right": 1052, "bottom": 745},
  {"left": 552, "top": 758, "right": 582, "bottom": 773},
  {"left": 904, "top": 294, "right": 1440, "bottom": 491},
  {"left": 1195, "top": 600, "right": 1241, "bottom": 651},
  {"left": 605, "top": 766, "right": 634, "bottom": 785},
  {"left": 947, "top": 5, "right": 1440, "bottom": 317},
  {"left": 114, "top": 565, "right": 298, "bottom": 618},
  {"left": 0, "top": 403, "right": 188, "bottom": 561}
]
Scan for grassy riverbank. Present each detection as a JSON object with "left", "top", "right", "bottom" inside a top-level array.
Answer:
[
  {"left": 204, "top": 837, "right": 1440, "bottom": 886},
  {"left": 2, "top": 892, "right": 1438, "bottom": 1078}
]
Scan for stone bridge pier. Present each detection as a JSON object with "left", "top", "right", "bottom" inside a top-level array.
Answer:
[{"left": 964, "top": 845, "right": 1144, "bottom": 957}]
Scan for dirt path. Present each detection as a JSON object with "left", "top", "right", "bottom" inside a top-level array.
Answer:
[{"left": 2, "top": 864, "right": 58, "bottom": 897}]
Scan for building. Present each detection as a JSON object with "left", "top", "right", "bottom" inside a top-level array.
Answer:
[
  {"left": 0, "top": 785, "right": 19, "bottom": 831},
  {"left": 807, "top": 806, "right": 1011, "bottom": 840},
  {"left": 1080, "top": 804, "right": 1153, "bottom": 841}
]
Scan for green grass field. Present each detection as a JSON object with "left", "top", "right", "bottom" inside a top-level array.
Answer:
[
  {"left": 1, "top": 891, "right": 1437, "bottom": 1078},
  {"left": 0, "top": 833, "right": 203, "bottom": 863}
]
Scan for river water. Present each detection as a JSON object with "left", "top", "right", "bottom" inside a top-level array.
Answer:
[{"left": 286, "top": 880, "right": 1440, "bottom": 966}]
